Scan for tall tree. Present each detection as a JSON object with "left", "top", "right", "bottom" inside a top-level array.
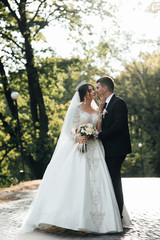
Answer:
[
  {"left": 0, "top": 0, "right": 117, "bottom": 182},
  {"left": 116, "top": 52, "right": 160, "bottom": 176}
]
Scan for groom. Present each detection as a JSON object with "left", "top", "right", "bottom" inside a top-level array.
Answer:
[{"left": 96, "top": 76, "right": 131, "bottom": 219}]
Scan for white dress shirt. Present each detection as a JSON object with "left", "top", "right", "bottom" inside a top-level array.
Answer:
[{"left": 105, "top": 93, "right": 115, "bottom": 108}]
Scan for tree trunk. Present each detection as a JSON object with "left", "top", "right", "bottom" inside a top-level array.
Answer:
[
  {"left": 1, "top": 0, "right": 50, "bottom": 178},
  {"left": 21, "top": 28, "right": 48, "bottom": 137},
  {"left": 0, "top": 59, "right": 17, "bottom": 119}
]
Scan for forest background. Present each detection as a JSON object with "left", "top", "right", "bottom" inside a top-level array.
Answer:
[{"left": 0, "top": 0, "right": 160, "bottom": 187}]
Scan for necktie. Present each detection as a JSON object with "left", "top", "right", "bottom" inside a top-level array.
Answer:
[{"left": 104, "top": 102, "right": 107, "bottom": 109}]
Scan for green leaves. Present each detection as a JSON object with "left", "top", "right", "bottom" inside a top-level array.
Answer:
[{"left": 118, "top": 52, "right": 160, "bottom": 177}]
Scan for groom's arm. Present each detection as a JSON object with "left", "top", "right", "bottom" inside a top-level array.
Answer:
[{"left": 98, "top": 100, "right": 128, "bottom": 140}]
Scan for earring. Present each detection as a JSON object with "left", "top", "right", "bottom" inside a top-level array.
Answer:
[{"left": 84, "top": 97, "right": 86, "bottom": 104}]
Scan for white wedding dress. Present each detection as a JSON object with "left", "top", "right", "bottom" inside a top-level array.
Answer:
[{"left": 21, "top": 103, "right": 130, "bottom": 234}]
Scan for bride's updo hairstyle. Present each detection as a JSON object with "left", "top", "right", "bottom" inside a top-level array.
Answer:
[{"left": 78, "top": 84, "right": 93, "bottom": 102}]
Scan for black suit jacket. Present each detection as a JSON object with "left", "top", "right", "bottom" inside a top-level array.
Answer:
[{"left": 98, "top": 94, "right": 131, "bottom": 157}]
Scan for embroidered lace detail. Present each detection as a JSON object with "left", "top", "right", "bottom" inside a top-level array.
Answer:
[
  {"left": 90, "top": 190, "right": 101, "bottom": 206},
  {"left": 86, "top": 140, "right": 99, "bottom": 169},
  {"left": 72, "top": 105, "right": 98, "bottom": 129},
  {"left": 90, "top": 212, "right": 105, "bottom": 230},
  {"left": 72, "top": 106, "right": 106, "bottom": 231},
  {"left": 86, "top": 141, "right": 106, "bottom": 231},
  {"left": 72, "top": 105, "right": 98, "bottom": 139}
]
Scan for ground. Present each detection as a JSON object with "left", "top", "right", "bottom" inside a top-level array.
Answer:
[{"left": 0, "top": 178, "right": 160, "bottom": 240}]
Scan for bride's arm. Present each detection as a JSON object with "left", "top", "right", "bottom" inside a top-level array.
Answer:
[
  {"left": 72, "top": 106, "right": 88, "bottom": 143},
  {"left": 72, "top": 129, "right": 88, "bottom": 143},
  {"left": 97, "top": 111, "right": 102, "bottom": 132},
  {"left": 97, "top": 96, "right": 106, "bottom": 132}
]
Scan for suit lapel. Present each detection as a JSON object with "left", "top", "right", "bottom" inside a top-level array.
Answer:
[
  {"left": 106, "top": 94, "right": 116, "bottom": 112},
  {"left": 102, "top": 94, "right": 115, "bottom": 124}
]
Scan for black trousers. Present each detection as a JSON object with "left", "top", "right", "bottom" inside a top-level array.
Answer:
[{"left": 105, "top": 155, "right": 126, "bottom": 218}]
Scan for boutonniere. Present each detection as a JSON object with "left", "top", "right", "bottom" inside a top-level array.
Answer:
[{"left": 102, "top": 109, "right": 108, "bottom": 118}]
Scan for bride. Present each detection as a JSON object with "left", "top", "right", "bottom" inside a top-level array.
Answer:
[{"left": 21, "top": 81, "right": 130, "bottom": 234}]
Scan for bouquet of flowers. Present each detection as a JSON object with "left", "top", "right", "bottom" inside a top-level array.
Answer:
[{"left": 77, "top": 123, "right": 98, "bottom": 153}]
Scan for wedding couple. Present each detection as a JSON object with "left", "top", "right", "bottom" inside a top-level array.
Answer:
[{"left": 22, "top": 76, "right": 131, "bottom": 234}]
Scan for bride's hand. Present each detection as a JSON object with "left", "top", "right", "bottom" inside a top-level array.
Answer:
[
  {"left": 98, "top": 95, "right": 106, "bottom": 114},
  {"left": 76, "top": 136, "right": 88, "bottom": 144}
]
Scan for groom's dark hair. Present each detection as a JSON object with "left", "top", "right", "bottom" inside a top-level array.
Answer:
[
  {"left": 96, "top": 76, "right": 114, "bottom": 92},
  {"left": 78, "top": 84, "right": 93, "bottom": 102}
]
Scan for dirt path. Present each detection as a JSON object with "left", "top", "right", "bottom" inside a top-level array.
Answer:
[{"left": 0, "top": 180, "right": 41, "bottom": 203}]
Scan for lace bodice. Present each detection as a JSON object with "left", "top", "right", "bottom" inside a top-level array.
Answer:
[
  {"left": 72, "top": 104, "right": 106, "bottom": 231},
  {"left": 72, "top": 104, "right": 99, "bottom": 130}
]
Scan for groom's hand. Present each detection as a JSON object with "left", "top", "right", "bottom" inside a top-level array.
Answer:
[{"left": 76, "top": 136, "right": 88, "bottom": 144}]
